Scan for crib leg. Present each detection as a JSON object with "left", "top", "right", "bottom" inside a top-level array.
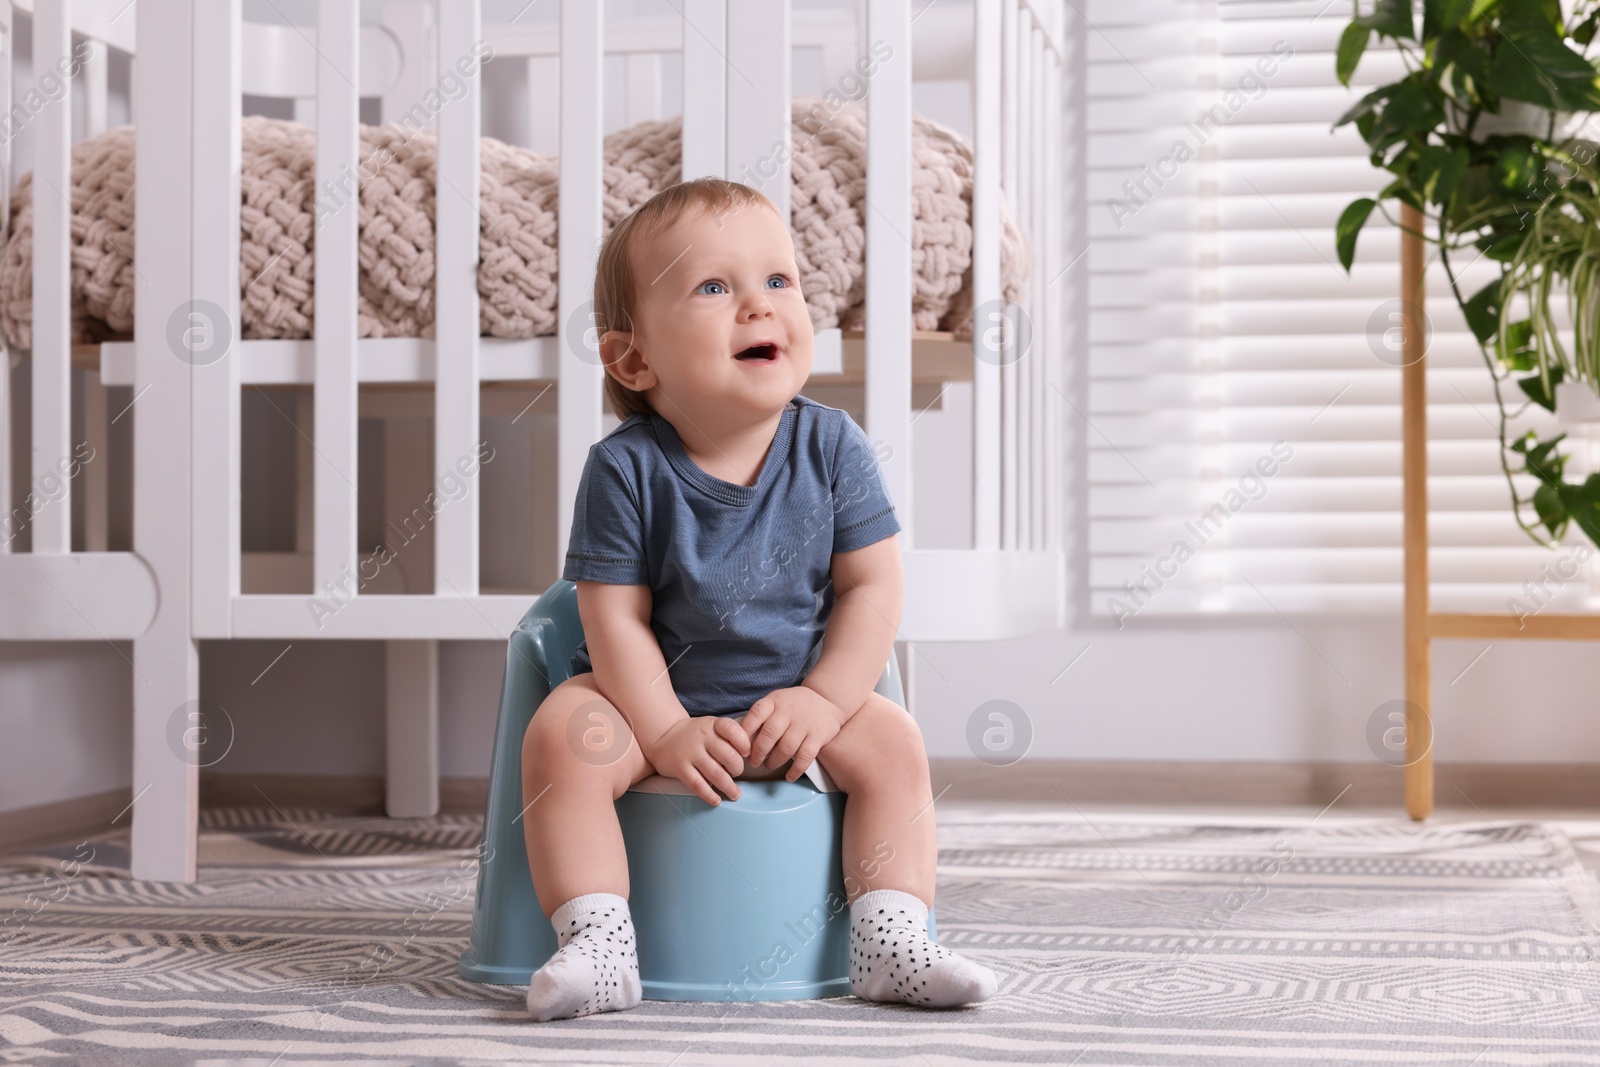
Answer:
[
  {"left": 131, "top": 611, "right": 200, "bottom": 882},
  {"left": 386, "top": 639, "right": 439, "bottom": 817}
]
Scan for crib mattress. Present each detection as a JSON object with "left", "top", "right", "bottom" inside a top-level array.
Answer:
[{"left": 0, "top": 97, "right": 1029, "bottom": 351}]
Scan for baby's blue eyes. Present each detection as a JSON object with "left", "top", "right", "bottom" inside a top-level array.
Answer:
[{"left": 697, "top": 276, "right": 789, "bottom": 295}]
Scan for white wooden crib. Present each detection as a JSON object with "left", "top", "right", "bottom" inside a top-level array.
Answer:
[{"left": 0, "top": 0, "right": 1068, "bottom": 882}]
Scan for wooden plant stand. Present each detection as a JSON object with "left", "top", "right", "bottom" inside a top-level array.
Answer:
[{"left": 1400, "top": 203, "right": 1600, "bottom": 820}]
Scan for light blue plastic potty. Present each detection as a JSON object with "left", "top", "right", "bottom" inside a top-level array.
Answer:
[{"left": 458, "top": 579, "right": 937, "bottom": 1001}]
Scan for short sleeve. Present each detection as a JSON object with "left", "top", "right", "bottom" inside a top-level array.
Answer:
[
  {"left": 562, "top": 443, "right": 650, "bottom": 585},
  {"left": 830, "top": 413, "right": 902, "bottom": 554}
]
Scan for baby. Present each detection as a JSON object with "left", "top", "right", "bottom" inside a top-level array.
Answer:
[{"left": 519, "top": 177, "right": 998, "bottom": 1021}]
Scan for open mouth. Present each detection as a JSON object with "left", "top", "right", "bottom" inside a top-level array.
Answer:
[{"left": 734, "top": 343, "right": 779, "bottom": 362}]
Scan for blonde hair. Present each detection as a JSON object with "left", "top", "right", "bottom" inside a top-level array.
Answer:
[{"left": 592, "top": 178, "right": 778, "bottom": 419}]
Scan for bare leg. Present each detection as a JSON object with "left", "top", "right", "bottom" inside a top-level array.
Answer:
[
  {"left": 816, "top": 692, "right": 997, "bottom": 1007},
  {"left": 519, "top": 674, "right": 659, "bottom": 1021},
  {"left": 520, "top": 673, "right": 656, "bottom": 918},
  {"left": 814, "top": 691, "right": 937, "bottom": 905}
]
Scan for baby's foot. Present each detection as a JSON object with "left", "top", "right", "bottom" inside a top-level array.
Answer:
[
  {"left": 526, "top": 892, "right": 642, "bottom": 1021},
  {"left": 849, "top": 888, "right": 997, "bottom": 1008}
]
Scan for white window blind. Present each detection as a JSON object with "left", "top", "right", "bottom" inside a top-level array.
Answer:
[{"left": 1086, "top": 0, "right": 1588, "bottom": 620}]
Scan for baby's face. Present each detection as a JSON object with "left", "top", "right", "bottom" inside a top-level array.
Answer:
[{"left": 618, "top": 201, "right": 814, "bottom": 423}]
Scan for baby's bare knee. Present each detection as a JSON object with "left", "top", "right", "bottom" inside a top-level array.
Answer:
[
  {"left": 825, "top": 696, "right": 929, "bottom": 792},
  {"left": 873, "top": 713, "right": 930, "bottom": 787},
  {"left": 523, "top": 690, "right": 599, "bottom": 778},
  {"left": 523, "top": 682, "right": 643, "bottom": 796}
]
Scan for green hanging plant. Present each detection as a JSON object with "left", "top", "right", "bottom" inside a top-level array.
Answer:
[{"left": 1334, "top": 0, "right": 1600, "bottom": 547}]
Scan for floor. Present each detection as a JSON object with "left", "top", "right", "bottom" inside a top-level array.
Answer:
[
  {"left": 1, "top": 798, "right": 1598, "bottom": 1065},
  {"left": 981, "top": 798, "right": 1600, "bottom": 878}
]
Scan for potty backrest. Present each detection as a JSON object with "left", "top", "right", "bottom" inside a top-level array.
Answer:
[{"left": 527, "top": 579, "right": 586, "bottom": 688}]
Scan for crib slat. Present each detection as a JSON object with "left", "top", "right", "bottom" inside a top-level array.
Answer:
[
  {"left": 31, "top": 0, "right": 71, "bottom": 554},
  {"left": 1045, "top": 15, "right": 1060, "bottom": 556},
  {"left": 1002, "top": 0, "right": 1019, "bottom": 224},
  {"left": 726, "top": 0, "right": 789, "bottom": 223},
  {"left": 191, "top": 0, "right": 240, "bottom": 633},
  {"left": 1000, "top": 0, "right": 1020, "bottom": 552},
  {"left": 680, "top": 0, "right": 724, "bottom": 179},
  {"left": 1049, "top": 0, "right": 1062, "bottom": 563},
  {"left": 557, "top": 0, "right": 603, "bottom": 574},
  {"left": 81, "top": 39, "right": 109, "bottom": 554},
  {"left": 1017, "top": 10, "right": 1032, "bottom": 552},
  {"left": 971, "top": 0, "right": 1000, "bottom": 552},
  {"left": 0, "top": 20, "right": 11, "bottom": 555},
  {"left": 436, "top": 0, "right": 483, "bottom": 595},
  {"left": 1038, "top": 27, "right": 1051, "bottom": 560},
  {"left": 1025, "top": 16, "right": 1038, "bottom": 553},
  {"left": 865, "top": 0, "right": 912, "bottom": 545},
  {"left": 314, "top": 0, "right": 360, "bottom": 601},
  {"left": 1030, "top": 21, "right": 1044, "bottom": 552}
]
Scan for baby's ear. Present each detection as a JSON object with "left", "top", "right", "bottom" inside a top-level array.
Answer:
[{"left": 597, "top": 330, "right": 650, "bottom": 385}]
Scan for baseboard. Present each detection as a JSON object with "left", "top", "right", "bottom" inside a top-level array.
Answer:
[
  {"left": 6, "top": 762, "right": 1595, "bottom": 855},
  {"left": 198, "top": 773, "right": 489, "bottom": 816},
  {"left": 199, "top": 773, "right": 389, "bottom": 815},
  {"left": 0, "top": 787, "right": 133, "bottom": 853},
  {"left": 186, "top": 761, "right": 1600, "bottom": 817},
  {"left": 925, "top": 759, "right": 1600, "bottom": 808}
]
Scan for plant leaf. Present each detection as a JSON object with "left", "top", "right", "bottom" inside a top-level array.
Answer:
[
  {"left": 1336, "top": 198, "right": 1377, "bottom": 271},
  {"left": 1337, "top": 23, "right": 1371, "bottom": 87},
  {"left": 1463, "top": 279, "right": 1502, "bottom": 343},
  {"left": 1575, "top": 9, "right": 1600, "bottom": 46},
  {"left": 1479, "top": 233, "right": 1524, "bottom": 261},
  {"left": 1429, "top": 0, "right": 1483, "bottom": 35},
  {"left": 1534, "top": 480, "right": 1567, "bottom": 537},
  {"left": 1491, "top": 3, "right": 1600, "bottom": 112},
  {"left": 1517, "top": 361, "right": 1564, "bottom": 410},
  {"left": 1558, "top": 480, "right": 1600, "bottom": 544},
  {"left": 1526, "top": 432, "right": 1568, "bottom": 473},
  {"left": 1494, "top": 138, "right": 1537, "bottom": 188},
  {"left": 1367, "top": 81, "right": 1445, "bottom": 155},
  {"left": 1498, "top": 318, "right": 1537, "bottom": 370},
  {"left": 1435, "top": 29, "right": 1492, "bottom": 100},
  {"left": 1355, "top": 0, "right": 1414, "bottom": 39},
  {"left": 1334, "top": 84, "right": 1396, "bottom": 129},
  {"left": 1416, "top": 144, "right": 1470, "bottom": 204},
  {"left": 1574, "top": 474, "right": 1600, "bottom": 546}
]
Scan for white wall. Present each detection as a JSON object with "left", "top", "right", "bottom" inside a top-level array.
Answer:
[{"left": 0, "top": 643, "right": 132, "bottom": 812}]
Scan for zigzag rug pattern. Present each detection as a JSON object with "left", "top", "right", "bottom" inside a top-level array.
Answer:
[{"left": 2, "top": 807, "right": 1599, "bottom": 1064}]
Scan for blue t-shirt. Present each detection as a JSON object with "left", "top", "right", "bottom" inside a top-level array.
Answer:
[{"left": 562, "top": 393, "right": 901, "bottom": 718}]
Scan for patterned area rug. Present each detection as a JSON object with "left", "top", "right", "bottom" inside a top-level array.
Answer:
[{"left": 2, "top": 806, "right": 1600, "bottom": 1065}]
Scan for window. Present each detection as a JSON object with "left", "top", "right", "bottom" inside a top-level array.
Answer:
[{"left": 1087, "top": 0, "right": 1581, "bottom": 620}]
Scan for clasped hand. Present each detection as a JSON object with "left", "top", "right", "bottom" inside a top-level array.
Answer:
[
  {"left": 742, "top": 685, "right": 844, "bottom": 783},
  {"left": 643, "top": 686, "right": 845, "bottom": 806}
]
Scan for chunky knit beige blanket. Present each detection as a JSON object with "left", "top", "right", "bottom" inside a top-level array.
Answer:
[{"left": 0, "top": 97, "right": 1029, "bottom": 349}]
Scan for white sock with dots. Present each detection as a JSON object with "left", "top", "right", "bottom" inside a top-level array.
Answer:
[
  {"left": 849, "top": 888, "right": 997, "bottom": 1008},
  {"left": 525, "top": 892, "right": 642, "bottom": 1021}
]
